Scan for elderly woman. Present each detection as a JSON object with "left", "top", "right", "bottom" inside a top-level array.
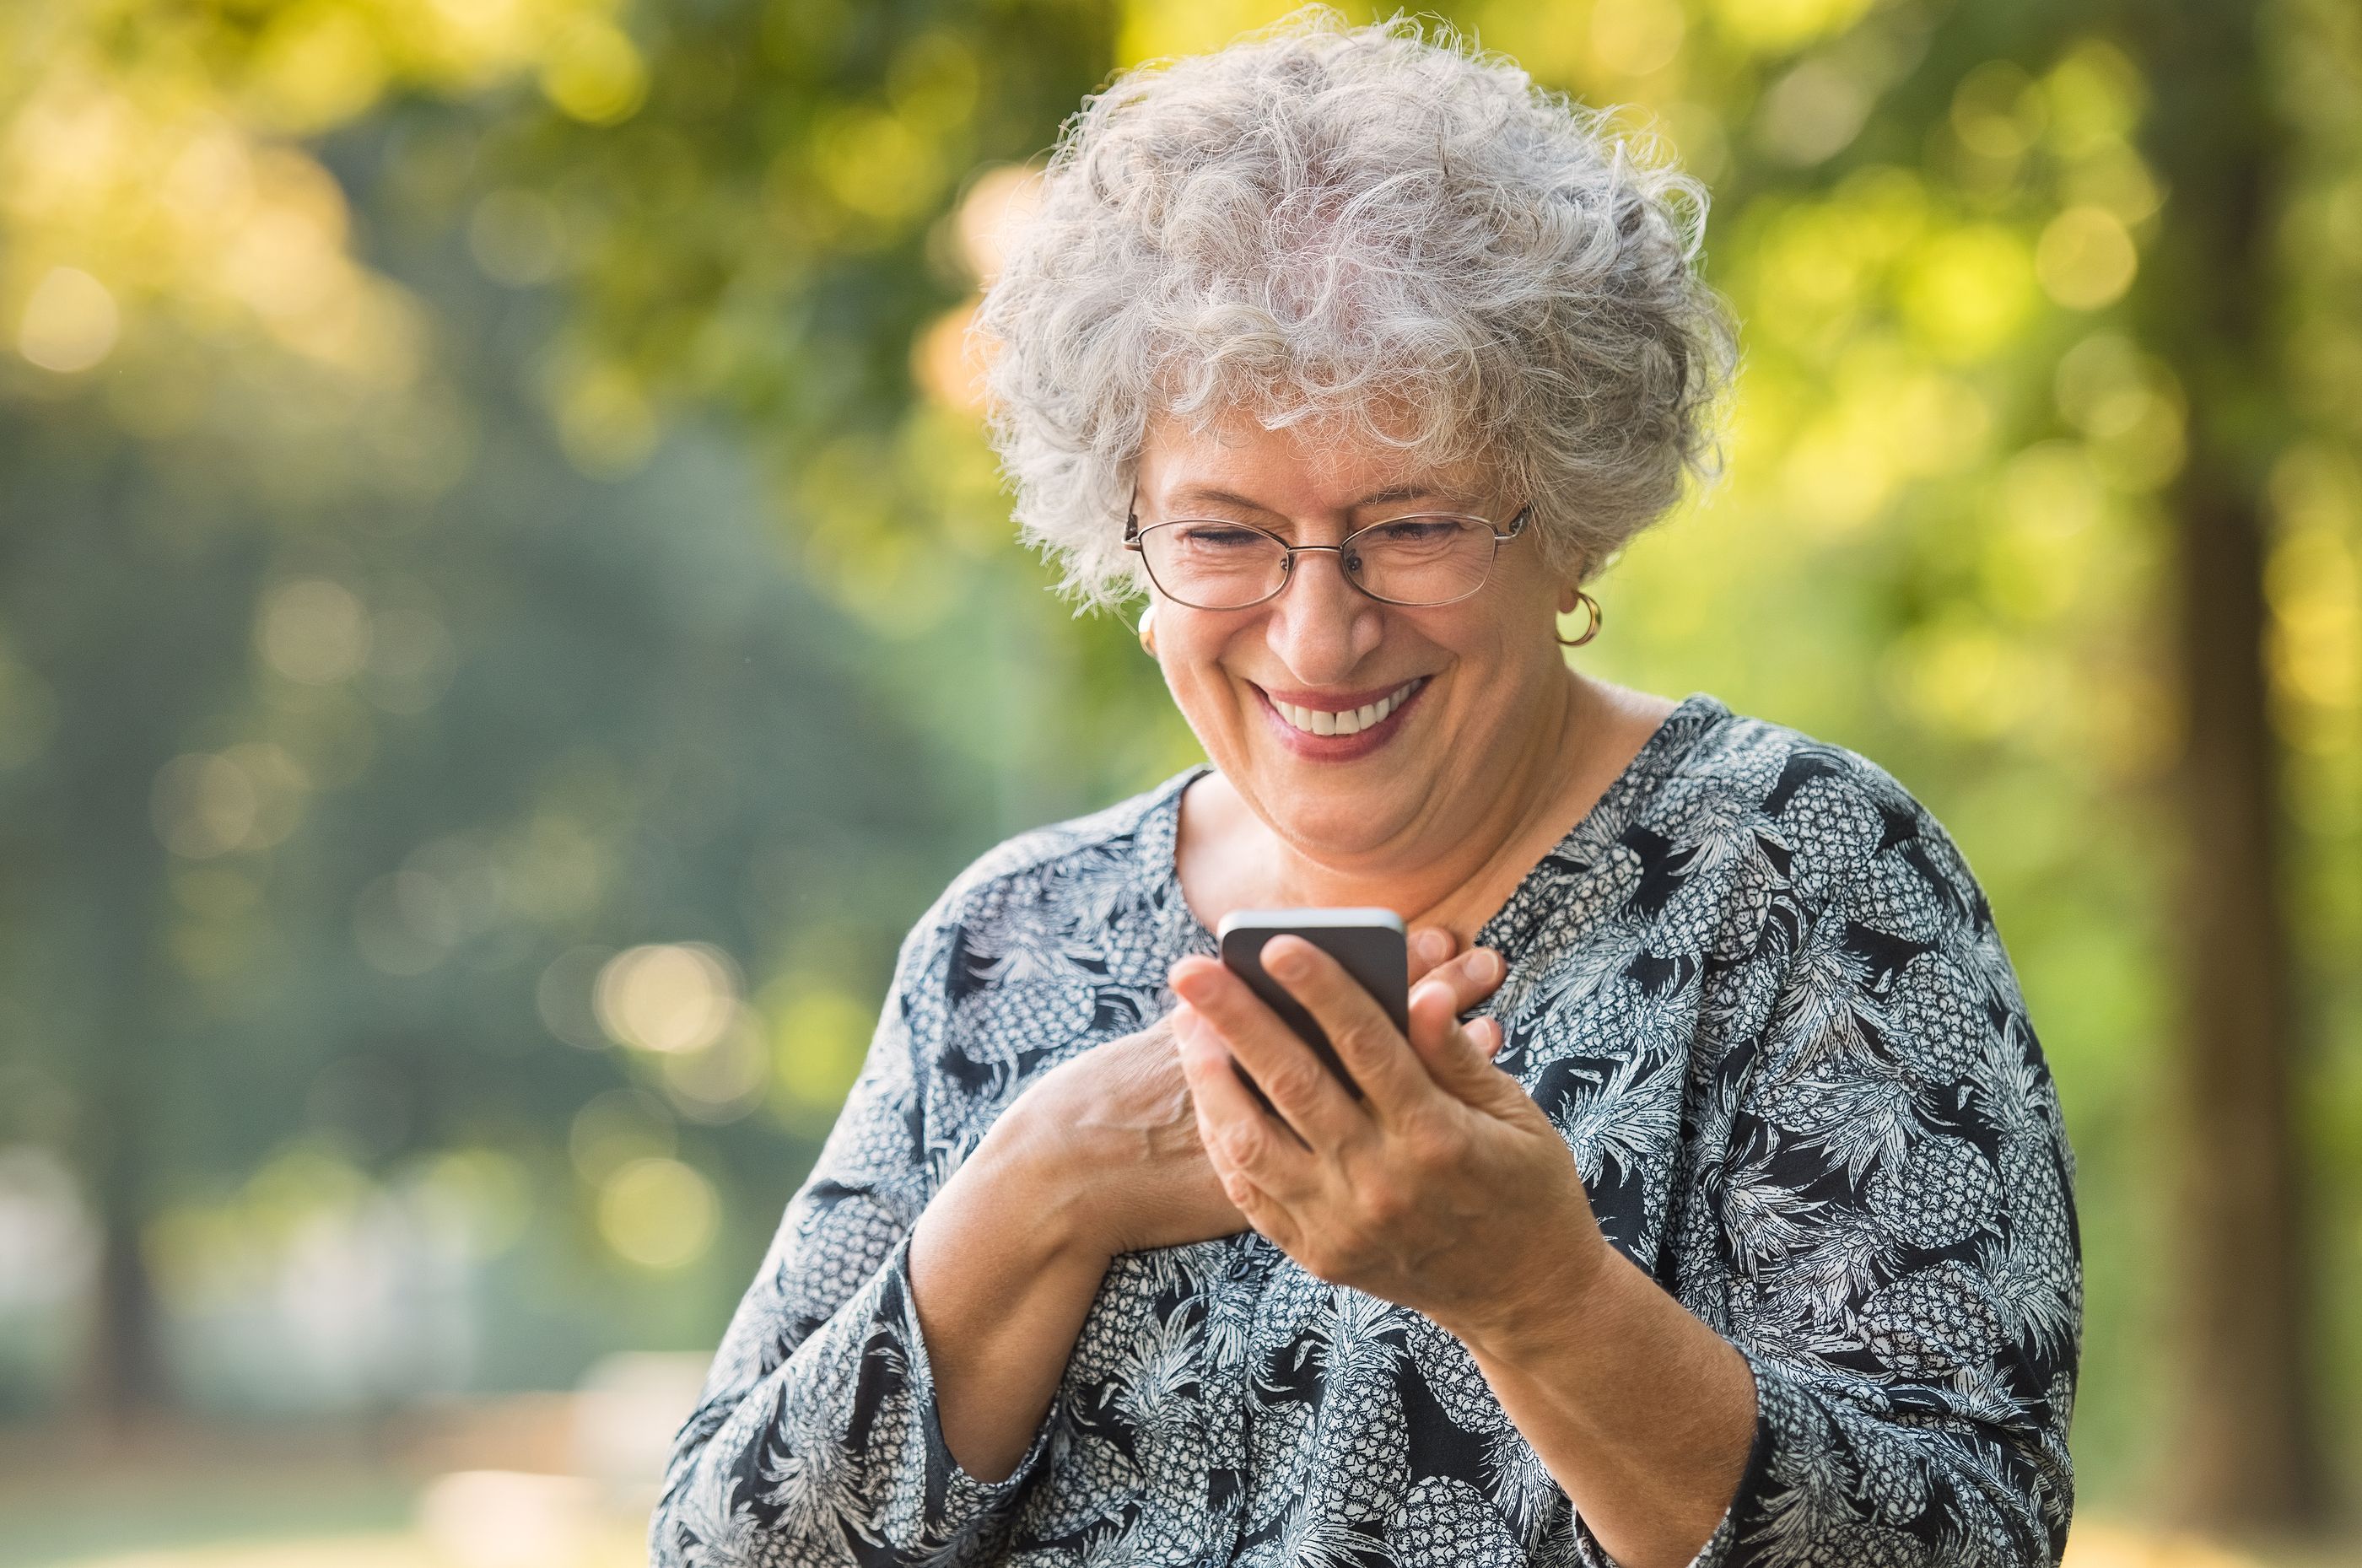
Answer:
[{"left": 652, "top": 17, "right": 2079, "bottom": 1568}]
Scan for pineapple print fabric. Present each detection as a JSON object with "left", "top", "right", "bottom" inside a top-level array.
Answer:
[{"left": 650, "top": 692, "right": 2081, "bottom": 1567}]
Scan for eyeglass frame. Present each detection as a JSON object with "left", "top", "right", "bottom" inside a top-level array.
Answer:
[{"left": 1120, "top": 483, "right": 1534, "bottom": 610}]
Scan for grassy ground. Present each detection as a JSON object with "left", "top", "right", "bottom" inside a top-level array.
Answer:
[
  {"left": 3, "top": 1417, "right": 2355, "bottom": 1568},
  {"left": 14, "top": 1532, "right": 647, "bottom": 1568}
]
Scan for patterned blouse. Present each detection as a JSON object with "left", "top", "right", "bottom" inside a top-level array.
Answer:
[{"left": 651, "top": 692, "right": 2081, "bottom": 1567}]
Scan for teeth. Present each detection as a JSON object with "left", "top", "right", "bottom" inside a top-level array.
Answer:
[{"left": 1273, "top": 679, "right": 1419, "bottom": 738}]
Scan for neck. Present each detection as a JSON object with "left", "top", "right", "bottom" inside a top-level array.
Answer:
[{"left": 1257, "top": 667, "right": 1599, "bottom": 946}]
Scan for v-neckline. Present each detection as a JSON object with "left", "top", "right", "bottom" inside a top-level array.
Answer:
[{"left": 1145, "top": 691, "right": 1731, "bottom": 962}]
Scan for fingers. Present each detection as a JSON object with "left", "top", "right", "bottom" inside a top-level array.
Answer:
[
  {"left": 1173, "top": 1000, "right": 1311, "bottom": 1210},
  {"left": 1258, "top": 935, "right": 1441, "bottom": 1125},
  {"left": 1407, "top": 996, "right": 1540, "bottom": 1119},
  {"left": 1405, "top": 931, "right": 1511, "bottom": 1019},
  {"left": 1418, "top": 944, "right": 1509, "bottom": 1017},
  {"left": 1407, "top": 976, "right": 1492, "bottom": 1080},
  {"left": 1382, "top": 944, "right": 1509, "bottom": 1106},
  {"left": 1405, "top": 925, "right": 1455, "bottom": 985},
  {"left": 1169, "top": 952, "right": 1366, "bottom": 1148}
]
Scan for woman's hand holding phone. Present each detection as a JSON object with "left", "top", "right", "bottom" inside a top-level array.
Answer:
[
  {"left": 990, "top": 924, "right": 1502, "bottom": 1263},
  {"left": 910, "top": 925, "right": 1507, "bottom": 1488},
  {"left": 1168, "top": 924, "right": 1608, "bottom": 1350}
]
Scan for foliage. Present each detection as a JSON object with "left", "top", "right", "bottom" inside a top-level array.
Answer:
[{"left": 0, "top": 0, "right": 2356, "bottom": 1522}]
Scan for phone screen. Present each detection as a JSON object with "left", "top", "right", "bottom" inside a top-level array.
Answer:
[{"left": 1215, "top": 908, "right": 1408, "bottom": 1103}]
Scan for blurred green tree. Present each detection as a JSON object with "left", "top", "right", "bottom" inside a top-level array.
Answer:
[
  {"left": 2119, "top": 0, "right": 2323, "bottom": 1529},
  {"left": 0, "top": 0, "right": 1119, "bottom": 1426}
]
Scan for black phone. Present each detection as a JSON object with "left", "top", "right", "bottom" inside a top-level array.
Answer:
[{"left": 1215, "top": 908, "right": 1408, "bottom": 1104}]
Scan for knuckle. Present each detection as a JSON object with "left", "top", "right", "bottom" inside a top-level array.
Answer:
[
  {"left": 1263, "top": 1059, "right": 1327, "bottom": 1108},
  {"left": 1329, "top": 1016, "right": 1395, "bottom": 1064},
  {"left": 1447, "top": 967, "right": 1492, "bottom": 1009},
  {"left": 1396, "top": 1118, "right": 1453, "bottom": 1172},
  {"left": 1358, "top": 1177, "right": 1410, "bottom": 1227},
  {"left": 1216, "top": 1118, "right": 1267, "bottom": 1168}
]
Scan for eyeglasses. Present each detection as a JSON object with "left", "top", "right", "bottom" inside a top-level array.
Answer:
[{"left": 1123, "top": 487, "right": 1533, "bottom": 611}]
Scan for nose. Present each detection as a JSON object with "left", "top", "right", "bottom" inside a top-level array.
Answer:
[{"left": 1262, "top": 546, "right": 1383, "bottom": 685}]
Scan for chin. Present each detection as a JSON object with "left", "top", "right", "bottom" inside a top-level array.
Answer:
[{"left": 1254, "top": 768, "right": 1418, "bottom": 849}]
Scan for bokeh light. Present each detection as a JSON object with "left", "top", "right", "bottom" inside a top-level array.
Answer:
[
  {"left": 16, "top": 265, "right": 119, "bottom": 372},
  {"left": 596, "top": 1157, "right": 718, "bottom": 1271},
  {"left": 593, "top": 943, "right": 740, "bottom": 1055}
]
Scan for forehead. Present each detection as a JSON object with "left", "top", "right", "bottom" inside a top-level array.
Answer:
[{"left": 1139, "top": 410, "right": 1491, "bottom": 512}]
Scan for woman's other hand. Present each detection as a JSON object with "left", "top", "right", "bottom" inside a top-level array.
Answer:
[
  {"left": 1006, "top": 1010, "right": 1243, "bottom": 1258},
  {"left": 1167, "top": 936, "right": 1601, "bottom": 1344}
]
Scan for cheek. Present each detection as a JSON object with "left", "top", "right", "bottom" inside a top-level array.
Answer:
[
  {"left": 1416, "top": 604, "right": 1528, "bottom": 687},
  {"left": 1464, "top": 593, "right": 1560, "bottom": 676},
  {"left": 1426, "top": 607, "right": 1559, "bottom": 727},
  {"left": 1158, "top": 631, "right": 1257, "bottom": 732}
]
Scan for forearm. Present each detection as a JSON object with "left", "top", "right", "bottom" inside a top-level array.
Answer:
[
  {"left": 909, "top": 1131, "right": 1110, "bottom": 1482},
  {"left": 655, "top": 1226, "right": 1048, "bottom": 1565},
  {"left": 1452, "top": 1246, "right": 1757, "bottom": 1568}
]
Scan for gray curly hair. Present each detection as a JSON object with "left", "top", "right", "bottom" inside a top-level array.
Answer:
[
  {"left": 973, "top": 8, "right": 1738, "bottom": 610},
  {"left": 973, "top": 8, "right": 1738, "bottom": 609}
]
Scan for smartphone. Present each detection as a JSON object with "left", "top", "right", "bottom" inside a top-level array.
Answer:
[{"left": 1215, "top": 908, "right": 1408, "bottom": 1104}]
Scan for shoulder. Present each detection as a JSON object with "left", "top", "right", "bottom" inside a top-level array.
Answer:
[
  {"left": 1654, "top": 701, "right": 1992, "bottom": 931},
  {"left": 895, "top": 767, "right": 1197, "bottom": 974},
  {"left": 1664, "top": 709, "right": 2048, "bottom": 1117}
]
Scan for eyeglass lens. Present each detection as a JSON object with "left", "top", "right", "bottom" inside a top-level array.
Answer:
[{"left": 1138, "top": 517, "right": 1500, "bottom": 608}]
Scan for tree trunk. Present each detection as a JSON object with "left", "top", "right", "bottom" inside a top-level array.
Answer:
[
  {"left": 2170, "top": 455, "right": 2321, "bottom": 1531},
  {"left": 2128, "top": 0, "right": 2325, "bottom": 1533},
  {"left": 73, "top": 983, "right": 171, "bottom": 1431},
  {"left": 84, "top": 1209, "right": 164, "bottom": 1430}
]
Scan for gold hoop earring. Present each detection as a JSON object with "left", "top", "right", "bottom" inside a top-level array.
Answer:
[{"left": 1555, "top": 590, "right": 1602, "bottom": 648}]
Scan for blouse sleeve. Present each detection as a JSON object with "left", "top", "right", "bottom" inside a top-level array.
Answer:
[
  {"left": 1583, "top": 768, "right": 2082, "bottom": 1568},
  {"left": 648, "top": 914, "right": 1059, "bottom": 1566}
]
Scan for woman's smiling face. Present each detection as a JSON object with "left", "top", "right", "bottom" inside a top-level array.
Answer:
[{"left": 1136, "top": 412, "right": 1579, "bottom": 865}]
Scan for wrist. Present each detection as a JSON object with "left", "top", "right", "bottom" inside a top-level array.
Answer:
[
  {"left": 960, "top": 1094, "right": 1113, "bottom": 1268},
  {"left": 1439, "top": 1215, "right": 1616, "bottom": 1362}
]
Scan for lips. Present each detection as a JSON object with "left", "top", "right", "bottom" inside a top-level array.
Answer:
[
  {"left": 1265, "top": 677, "right": 1422, "bottom": 737},
  {"left": 1252, "top": 675, "right": 1432, "bottom": 759}
]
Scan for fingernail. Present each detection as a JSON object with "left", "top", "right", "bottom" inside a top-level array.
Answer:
[
  {"left": 1416, "top": 929, "right": 1452, "bottom": 962},
  {"left": 1267, "top": 942, "right": 1308, "bottom": 980},
  {"left": 1480, "top": 950, "right": 1503, "bottom": 983}
]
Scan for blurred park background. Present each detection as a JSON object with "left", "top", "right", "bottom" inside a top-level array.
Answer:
[{"left": 0, "top": 0, "right": 2357, "bottom": 1563}]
